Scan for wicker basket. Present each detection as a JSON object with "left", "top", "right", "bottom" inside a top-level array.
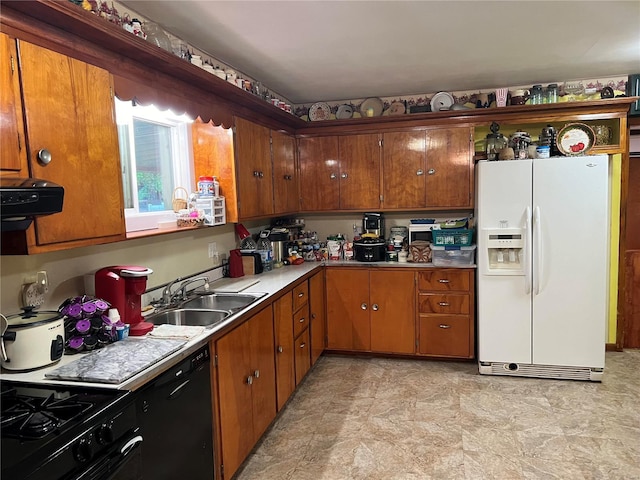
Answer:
[{"left": 172, "top": 187, "right": 188, "bottom": 212}]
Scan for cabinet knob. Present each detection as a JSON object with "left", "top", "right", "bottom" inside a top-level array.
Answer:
[
  {"left": 299, "top": 343, "right": 306, "bottom": 349},
  {"left": 254, "top": 370, "right": 260, "bottom": 378},
  {"left": 284, "top": 175, "right": 292, "bottom": 180},
  {"left": 330, "top": 173, "right": 337, "bottom": 179},
  {"left": 361, "top": 303, "right": 368, "bottom": 310},
  {"left": 438, "top": 302, "right": 450, "bottom": 306},
  {"left": 277, "top": 346, "right": 283, "bottom": 353},
  {"left": 246, "top": 375, "right": 253, "bottom": 385},
  {"left": 37, "top": 149, "right": 52, "bottom": 166},
  {"left": 253, "top": 171, "right": 260, "bottom": 177},
  {"left": 438, "top": 279, "right": 450, "bottom": 283},
  {"left": 259, "top": 171, "right": 264, "bottom": 178},
  {"left": 416, "top": 169, "right": 424, "bottom": 176},
  {"left": 311, "top": 313, "right": 316, "bottom": 319},
  {"left": 439, "top": 324, "right": 451, "bottom": 329},
  {"left": 427, "top": 168, "right": 436, "bottom": 175},
  {"left": 341, "top": 173, "right": 348, "bottom": 179},
  {"left": 372, "top": 304, "right": 379, "bottom": 311},
  {"left": 299, "top": 317, "right": 305, "bottom": 323}
]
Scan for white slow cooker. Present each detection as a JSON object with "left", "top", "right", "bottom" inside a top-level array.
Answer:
[{"left": 1, "top": 308, "right": 65, "bottom": 371}]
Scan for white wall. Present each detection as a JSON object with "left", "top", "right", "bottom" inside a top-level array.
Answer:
[{"left": 0, "top": 225, "right": 240, "bottom": 314}]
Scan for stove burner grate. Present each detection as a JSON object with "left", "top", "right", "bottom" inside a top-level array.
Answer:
[{"left": 1, "top": 390, "right": 93, "bottom": 440}]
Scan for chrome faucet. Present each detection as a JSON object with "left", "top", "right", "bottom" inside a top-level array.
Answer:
[
  {"left": 161, "top": 277, "right": 184, "bottom": 305},
  {"left": 178, "top": 277, "right": 210, "bottom": 300}
]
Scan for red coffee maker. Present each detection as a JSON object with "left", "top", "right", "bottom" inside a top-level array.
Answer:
[{"left": 95, "top": 266, "right": 154, "bottom": 336}]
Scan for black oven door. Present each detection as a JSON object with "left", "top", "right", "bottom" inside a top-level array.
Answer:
[{"left": 69, "top": 428, "right": 143, "bottom": 480}]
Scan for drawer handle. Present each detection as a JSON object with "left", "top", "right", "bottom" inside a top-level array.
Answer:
[
  {"left": 299, "top": 317, "right": 306, "bottom": 323},
  {"left": 277, "top": 346, "right": 283, "bottom": 353},
  {"left": 438, "top": 302, "right": 450, "bottom": 306},
  {"left": 299, "top": 343, "right": 306, "bottom": 348},
  {"left": 439, "top": 324, "right": 451, "bottom": 329},
  {"left": 298, "top": 292, "right": 304, "bottom": 298},
  {"left": 438, "top": 279, "right": 450, "bottom": 283}
]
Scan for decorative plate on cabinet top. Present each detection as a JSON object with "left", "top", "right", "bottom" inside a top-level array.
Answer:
[
  {"left": 308, "top": 102, "right": 331, "bottom": 121},
  {"left": 360, "top": 97, "right": 384, "bottom": 117},
  {"left": 430, "top": 91, "right": 455, "bottom": 112},
  {"left": 335, "top": 104, "right": 354, "bottom": 119},
  {"left": 387, "top": 101, "right": 406, "bottom": 115},
  {"left": 557, "top": 123, "right": 595, "bottom": 156}
]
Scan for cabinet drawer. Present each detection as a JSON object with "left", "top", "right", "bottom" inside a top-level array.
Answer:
[
  {"left": 418, "top": 315, "right": 470, "bottom": 357},
  {"left": 293, "top": 303, "right": 309, "bottom": 338},
  {"left": 293, "top": 281, "right": 309, "bottom": 311},
  {"left": 418, "top": 269, "right": 470, "bottom": 291},
  {"left": 418, "top": 293, "right": 469, "bottom": 314},
  {"left": 294, "top": 328, "right": 310, "bottom": 385}
]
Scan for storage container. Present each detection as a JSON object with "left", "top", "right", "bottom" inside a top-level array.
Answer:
[
  {"left": 431, "top": 245, "right": 476, "bottom": 267},
  {"left": 432, "top": 229, "right": 473, "bottom": 247}
]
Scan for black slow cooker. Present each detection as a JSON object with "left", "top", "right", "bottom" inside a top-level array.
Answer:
[{"left": 354, "top": 238, "right": 386, "bottom": 262}]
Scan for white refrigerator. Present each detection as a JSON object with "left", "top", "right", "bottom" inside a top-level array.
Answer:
[{"left": 476, "top": 155, "right": 609, "bottom": 381}]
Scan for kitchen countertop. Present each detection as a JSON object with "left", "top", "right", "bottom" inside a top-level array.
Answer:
[
  {"left": 0, "top": 262, "right": 321, "bottom": 391},
  {"left": 0, "top": 259, "right": 474, "bottom": 391}
]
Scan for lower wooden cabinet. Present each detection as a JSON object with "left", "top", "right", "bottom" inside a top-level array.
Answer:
[
  {"left": 273, "top": 291, "right": 295, "bottom": 411},
  {"left": 309, "top": 270, "right": 326, "bottom": 365},
  {"left": 215, "top": 307, "right": 276, "bottom": 479},
  {"left": 417, "top": 269, "right": 475, "bottom": 358},
  {"left": 326, "top": 268, "right": 416, "bottom": 353}
]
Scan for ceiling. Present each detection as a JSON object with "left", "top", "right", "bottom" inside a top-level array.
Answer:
[{"left": 120, "top": 1, "right": 640, "bottom": 105}]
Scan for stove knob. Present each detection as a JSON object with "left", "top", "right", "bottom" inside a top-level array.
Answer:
[
  {"left": 74, "top": 437, "right": 93, "bottom": 463},
  {"left": 96, "top": 422, "right": 115, "bottom": 445}
]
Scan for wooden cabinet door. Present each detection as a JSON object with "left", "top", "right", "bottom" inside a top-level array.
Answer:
[
  {"left": 338, "top": 134, "right": 381, "bottom": 210},
  {"left": 215, "top": 321, "right": 254, "bottom": 480},
  {"left": 298, "top": 136, "right": 340, "bottom": 211},
  {"left": 19, "top": 40, "right": 124, "bottom": 246},
  {"left": 248, "top": 307, "right": 277, "bottom": 440},
  {"left": 294, "top": 329, "right": 311, "bottom": 385},
  {"left": 369, "top": 270, "right": 416, "bottom": 354},
  {"left": 425, "top": 127, "right": 473, "bottom": 208},
  {"left": 309, "top": 271, "right": 326, "bottom": 365},
  {"left": 326, "top": 268, "right": 370, "bottom": 351},
  {"left": 0, "top": 34, "right": 25, "bottom": 173},
  {"left": 272, "top": 130, "right": 298, "bottom": 215},
  {"left": 234, "top": 117, "right": 273, "bottom": 219},
  {"left": 382, "top": 131, "right": 426, "bottom": 209},
  {"left": 273, "top": 292, "right": 294, "bottom": 411}
]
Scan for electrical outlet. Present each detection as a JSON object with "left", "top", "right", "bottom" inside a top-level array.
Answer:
[{"left": 208, "top": 242, "right": 217, "bottom": 259}]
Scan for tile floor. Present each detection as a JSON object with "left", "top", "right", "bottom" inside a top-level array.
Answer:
[{"left": 235, "top": 350, "right": 640, "bottom": 480}]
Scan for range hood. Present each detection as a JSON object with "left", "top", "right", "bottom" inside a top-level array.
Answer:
[{"left": 0, "top": 178, "right": 64, "bottom": 231}]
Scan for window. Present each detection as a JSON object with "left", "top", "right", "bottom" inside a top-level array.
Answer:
[{"left": 115, "top": 99, "right": 194, "bottom": 232}]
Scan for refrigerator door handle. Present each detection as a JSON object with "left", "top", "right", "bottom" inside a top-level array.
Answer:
[
  {"left": 524, "top": 206, "right": 532, "bottom": 294},
  {"left": 533, "top": 205, "right": 543, "bottom": 295}
]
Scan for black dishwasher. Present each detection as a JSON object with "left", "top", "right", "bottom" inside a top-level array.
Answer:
[{"left": 136, "top": 345, "right": 214, "bottom": 480}]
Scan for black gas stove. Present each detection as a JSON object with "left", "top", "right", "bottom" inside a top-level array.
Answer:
[{"left": 1, "top": 382, "right": 141, "bottom": 480}]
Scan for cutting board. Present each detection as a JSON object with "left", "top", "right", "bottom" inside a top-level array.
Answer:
[
  {"left": 212, "top": 277, "right": 260, "bottom": 293},
  {"left": 45, "top": 337, "right": 186, "bottom": 384}
]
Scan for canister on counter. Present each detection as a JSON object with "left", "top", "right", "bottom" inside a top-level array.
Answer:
[{"left": 198, "top": 176, "right": 214, "bottom": 197}]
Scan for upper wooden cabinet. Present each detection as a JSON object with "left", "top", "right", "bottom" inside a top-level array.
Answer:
[
  {"left": 0, "top": 33, "right": 25, "bottom": 173},
  {"left": 298, "top": 136, "right": 340, "bottom": 211},
  {"left": 381, "top": 127, "right": 473, "bottom": 210},
  {"left": 272, "top": 130, "right": 298, "bottom": 215},
  {"left": 382, "top": 130, "right": 426, "bottom": 209},
  {"left": 425, "top": 127, "right": 474, "bottom": 208},
  {"left": 338, "top": 133, "right": 381, "bottom": 210},
  {"left": 298, "top": 133, "right": 381, "bottom": 212},
  {"left": 2, "top": 39, "right": 125, "bottom": 254},
  {"left": 234, "top": 117, "right": 274, "bottom": 219}
]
